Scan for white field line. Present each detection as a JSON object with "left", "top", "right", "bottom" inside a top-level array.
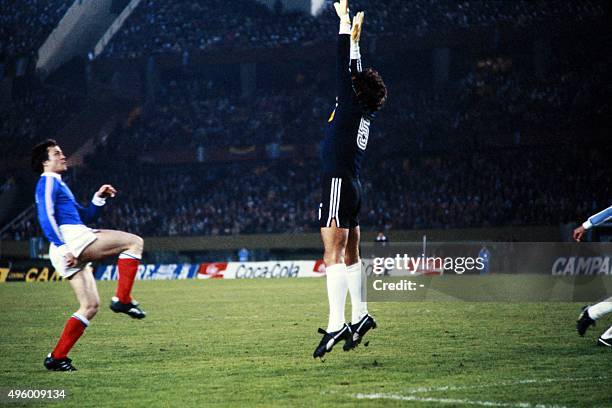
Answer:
[
  {"left": 352, "top": 376, "right": 608, "bottom": 408},
  {"left": 399, "top": 375, "right": 608, "bottom": 395},
  {"left": 355, "top": 393, "right": 567, "bottom": 408}
]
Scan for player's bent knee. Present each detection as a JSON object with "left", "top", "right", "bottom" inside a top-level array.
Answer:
[
  {"left": 324, "top": 252, "right": 344, "bottom": 266},
  {"left": 81, "top": 300, "right": 99, "bottom": 319},
  {"left": 134, "top": 235, "right": 144, "bottom": 247},
  {"left": 128, "top": 234, "right": 144, "bottom": 255}
]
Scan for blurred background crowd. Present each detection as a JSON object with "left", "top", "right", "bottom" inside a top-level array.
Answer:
[{"left": 0, "top": 0, "right": 610, "bottom": 241}]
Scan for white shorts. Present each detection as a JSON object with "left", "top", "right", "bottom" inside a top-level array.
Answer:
[{"left": 49, "top": 225, "right": 98, "bottom": 278}]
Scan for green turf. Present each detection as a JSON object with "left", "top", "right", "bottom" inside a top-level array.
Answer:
[{"left": 0, "top": 278, "right": 610, "bottom": 407}]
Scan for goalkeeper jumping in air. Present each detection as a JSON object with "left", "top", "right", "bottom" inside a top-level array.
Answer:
[{"left": 314, "top": 0, "right": 387, "bottom": 359}]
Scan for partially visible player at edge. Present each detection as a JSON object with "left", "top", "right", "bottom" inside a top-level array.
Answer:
[
  {"left": 573, "top": 204, "right": 612, "bottom": 347},
  {"left": 32, "top": 139, "right": 147, "bottom": 371},
  {"left": 314, "top": 0, "right": 387, "bottom": 359}
]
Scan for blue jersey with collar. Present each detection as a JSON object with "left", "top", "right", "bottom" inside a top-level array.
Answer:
[{"left": 34, "top": 173, "right": 101, "bottom": 247}]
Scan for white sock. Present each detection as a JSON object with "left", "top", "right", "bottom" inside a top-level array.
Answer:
[
  {"left": 119, "top": 251, "right": 142, "bottom": 260},
  {"left": 601, "top": 325, "right": 612, "bottom": 340},
  {"left": 346, "top": 261, "right": 368, "bottom": 323},
  {"left": 588, "top": 300, "right": 612, "bottom": 320},
  {"left": 325, "top": 263, "right": 348, "bottom": 332},
  {"left": 72, "top": 312, "right": 89, "bottom": 327}
]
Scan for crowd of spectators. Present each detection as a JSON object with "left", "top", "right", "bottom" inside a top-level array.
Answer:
[
  {"left": 363, "top": 148, "right": 611, "bottom": 231},
  {"left": 103, "top": 0, "right": 605, "bottom": 58},
  {"left": 1, "top": 1, "right": 610, "bottom": 240},
  {"left": 0, "top": 0, "right": 605, "bottom": 66},
  {"left": 5, "top": 45, "right": 610, "bottom": 239},
  {"left": 83, "top": 147, "right": 612, "bottom": 235},
  {"left": 104, "top": 0, "right": 317, "bottom": 58},
  {"left": 97, "top": 74, "right": 328, "bottom": 154},
  {"left": 91, "top": 50, "right": 610, "bottom": 158},
  {"left": 0, "top": 86, "right": 84, "bottom": 159},
  {"left": 0, "top": 0, "right": 605, "bottom": 68},
  {"left": 3, "top": 49, "right": 606, "bottom": 170},
  {"left": 0, "top": 0, "right": 71, "bottom": 64},
  {"left": 399, "top": 57, "right": 611, "bottom": 149},
  {"left": 4, "top": 145, "right": 610, "bottom": 240}
]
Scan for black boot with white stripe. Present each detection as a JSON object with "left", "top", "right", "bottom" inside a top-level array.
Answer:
[
  {"left": 44, "top": 353, "right": 77, "bottom": 371},
  {"left": 576, "top": 305, "right": 595, "bottom": 336},
  {"left": 344, "top": 314, "right": 377, "bottom": 351},
  {"left": 597, "top": 325, "right": 612, "bottom": 347},
  {"left": 110, "top": 297, "right": 146, "bottom": 319},
  {"left": 313, "top": 324, "right": 352, "bottom": 359}
]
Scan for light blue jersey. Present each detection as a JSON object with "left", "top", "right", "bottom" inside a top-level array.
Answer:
[
  {"left": 583, "top": 205, "right": 612, "bottom": 229},
  {"left": 34, "top": 172, "right": 103, "bottom": 247}
]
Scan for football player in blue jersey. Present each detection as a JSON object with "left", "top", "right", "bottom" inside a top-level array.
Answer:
[
  {"left": 31, "top": 139, "right": 146, "bottom": 371},
  {"left": 574, "top": 205, "right": 612, "bottom": 347}
]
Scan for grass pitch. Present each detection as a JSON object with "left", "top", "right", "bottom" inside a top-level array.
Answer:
[{"left": 0, "top": 278, "right": 610, "bottom": 407}]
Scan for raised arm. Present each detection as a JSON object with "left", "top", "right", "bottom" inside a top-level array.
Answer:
[{"left": 334, "top": 0, "right": 353, "bottom": 104}]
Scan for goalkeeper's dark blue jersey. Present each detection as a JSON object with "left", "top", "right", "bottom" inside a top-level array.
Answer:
[{"left": 321, "top": 33, "right": 372, "bottom": 180}]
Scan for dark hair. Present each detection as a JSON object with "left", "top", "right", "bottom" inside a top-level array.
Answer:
[
  {"left": 31, "top": 139, "right": 58, "bottom": 174},
  {"left": 352, "top": 68, "right": 388, "bottom": 113}
]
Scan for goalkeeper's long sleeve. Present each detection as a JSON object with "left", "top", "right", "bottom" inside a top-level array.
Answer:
[{"left": 583, "top": 205, "right": 612, "bottom": 229}]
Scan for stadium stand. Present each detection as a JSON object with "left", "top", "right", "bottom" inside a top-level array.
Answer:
[
  {"left": 0, "top": 0, "right": 71, "bottom": 63},
  {"left": 0, "top": 86, "right": 85, "bottom": 158},
  {"left": 4, "top": 144, "right": 610, "bottom": 240},
  {"left": 0, "top": 0, "right": 610, "bottom": 242},
  {"left": 84, "top": 50, "right": 611, "bottom": 152},
  {"left": 101, "top": 0, "right": 605, "bottom": 58}
]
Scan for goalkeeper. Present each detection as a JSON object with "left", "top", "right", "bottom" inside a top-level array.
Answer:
[{"left": 313, "top": 0, "right": 387, "bottom": 359}]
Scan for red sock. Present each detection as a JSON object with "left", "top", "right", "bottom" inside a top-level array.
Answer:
[
  {"left": 116, "top": 256, "right": 140, "bottom": 304},
  {"left": 51, "top": 315, "right": 87, "bottom": 359}
]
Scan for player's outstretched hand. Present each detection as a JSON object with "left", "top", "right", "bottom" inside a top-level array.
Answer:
[
  {"left": 352, "top": 11, "right": 364, "bottom": 42},
  {"left": 573, "top": 225, "right": 585, "bottom": 242},
  {"left": 334, "top": 0, "right": 350, "bottom": 23},
  {"left": 96, "top": 184, "right": 117, "bottom": 199}
]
